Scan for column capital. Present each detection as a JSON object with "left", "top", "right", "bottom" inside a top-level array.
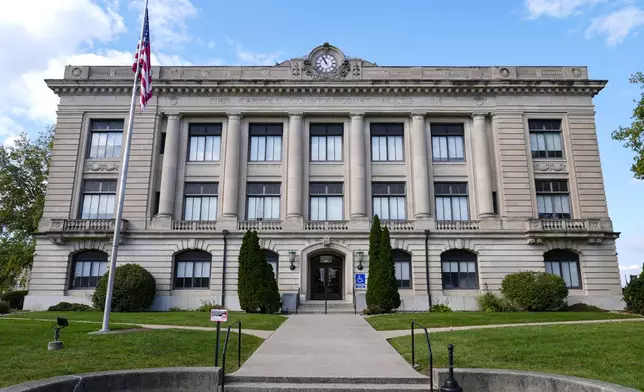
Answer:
[
  {"left": 226, "top": 112, "right": 242, "bottom": 120},
  {"left": 471, "top": 112, "right": 489, "bottom": 120},
  {"left": 166, "top": 113, "right": 182, "bottom": 120},
  {"left": 289, "top": 112, "right": 303, "bottom": 119},
  {"left": 350, "top": 111, "right": 365, "bottom": 118},
  {"left": 411, "top": 111, "right": 427, "bottom": 119}
]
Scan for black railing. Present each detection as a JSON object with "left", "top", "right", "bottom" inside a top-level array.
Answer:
[
  {"left": 296, "top": 287, "right": 300, "bottom": 314},
  {"left": 411, "top": 321, "right": 434, "bottom": 392},
  {"left": 352, "top": 290, "right": 357, "bottom": 315},
  {"left": 218, "top": 321, "right": 242, "bottom": 392}
]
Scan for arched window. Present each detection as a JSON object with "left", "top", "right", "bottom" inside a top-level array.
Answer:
[
  {"left": 393, "top": 250, "right": 411, "bottom": 289},
  {"left": 544, "top": 250, "right": 581, "bottom": 288},
  {"left": 264, "top": 250, "right": 279, "bottom": 280},
  {"left": 441, "top": 250, "right": 478, "bottom": 289},
  {"left": 70, "top": 250, "right": 108, "bottom": 289},
  {"left": 174, "top": 251, "right": 212, "bottom": 289}
]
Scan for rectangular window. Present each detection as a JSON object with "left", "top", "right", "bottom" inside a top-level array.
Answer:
[
  {"left": 72, "top": 260, "right": 107, "bottom": 288},
  {"left": 88, "top": 119, "right": 124, "bottom": 159},
  {"left": 431, "top": 123, "right": 465, "bottom": 162},
  {"left": 309, "top": 183, "right": 344, "bottom": 221},
  {"left": 249, "top": 123, "right": 283, "bottom": 162},
  {"left": 435, "top": 183, "right": 469, "bottom": 221},
  {"left": 371, "top": 123, "right": 404, "bottom": 161},
  {"left": 310, "top": 123, "right": 343, "bottom": 162},
  {"left": 545, "top": 260, "right": 581, "bottom": 288},
  {"left": 442, "top": 260, "right": 478, "bottom": 289},
  {"left": 247, "top": 183, "right": 281, "bottom": 220},
  {"left": 80, "top": 180, "right": 117, "bottom": 219},
  {"left": 372, "top": 182, "right": 406, "bottom": 220},
  {"left": 535, "top": 180, "right": 571, "bottom": 219},
  {"left": 183, "top": 183, "right": 218, "bottom": 221},
  {"left": 175, "top": 261, "right": 211, "bottom": 288},
  {"left": 188, "top": 123, "right": 221, "bottom": 161},
  {"left": 529, "top": 119, "right": 564, "bottom": 159},
  {"left": 394, "top": 254, "right": 411, "bottom": 289}
]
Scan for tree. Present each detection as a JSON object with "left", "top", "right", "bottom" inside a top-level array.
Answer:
[
  {"left": 365, "top": 215, "right": 382, "bottom": 312},
  {"left": 237, "top": 230, "right": 281, "bottom": 313},
  {"left": 612, "top": 72, "right": 644, "bottom": 180},
  {"left": 378, "top": 226, "right": 401, "bottom": 312},
  {"left": 0, "top": 126, "right": 54, "bottom": 293}
]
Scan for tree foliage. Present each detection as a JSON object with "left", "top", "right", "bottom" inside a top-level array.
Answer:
[
  {"left": 237, "top": 230, "right": 281, "bottom": 313},
  {"left": 92, "top": 263, "right": 156, "bottom": 312},
  {"left": 366, "top": 218, "right": 400, "bottom": 314},
  {"left": 365, "top": 216, "right": 382, "bottom": 311},
  {"left": 623, "top": 265, "right": 644, "bottom": 315},
  {"left": 612, "top": 72, "right": 644, "bottom": 180},
  {"left": 0, "top": 126, "right": 54, "bottom": 293}
]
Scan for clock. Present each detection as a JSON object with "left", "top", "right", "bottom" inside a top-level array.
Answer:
[{"left": 315, "top": 53, "right": 338, "bottom": 73}]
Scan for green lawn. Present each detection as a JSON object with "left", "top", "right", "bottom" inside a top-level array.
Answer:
[
  {"left": 10, "top": 310, "right": 287, "bottom": 331},
  {"left": 367, "top": 311, "right": 641, "bottom": 331},
  {"left": 0, "top": 318, "right": 264, "bottom": 388},
  {"left": 389, "top": 322, "right": 644, "bottom": 391}
]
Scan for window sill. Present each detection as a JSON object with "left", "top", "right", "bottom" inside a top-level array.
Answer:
[
  {"left": 186, "top": 161, "right": 221, "bottom": 164},
  {"left": 371, "top": 161, "right": 405, "bottom": 165},
  {"left": 171, "top": 288, "right": 211, "bottom": 291},
  {"left": 432, "top": 161, "right": 466, "bottom": 165},
  {"left": 248, "top": 161, "right": 283, "bottom": 165},
  {"left": 309, "top": 161, "right": 344, "bottom": 164}
]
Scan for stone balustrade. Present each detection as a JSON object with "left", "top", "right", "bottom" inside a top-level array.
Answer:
[
  {"left": 50, "top": 219, "right": 127, "bottom": 232},
  {"left": 304, "top": 221, "right": 349, "bottom": 231},
  {"left": 380, "top": 220, "right": 415, "bottom": 231},
  {"left": 526, "top": 218, "right": 601, "bottom": 232},
  {"left": 436, "top": 220, "right": 481, "bottom": 231},
  {"left": 238, "top": 220, "right": 283, "bottom": 231},
  {"left": 171, "top": 220, "right": 217, "bottom": 231}
]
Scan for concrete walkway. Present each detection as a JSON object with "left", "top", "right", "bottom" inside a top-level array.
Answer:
[
  {"left": 232, "top": 314, "right": 426, "bottom": 379},
  {"left": 378, "top": 316, "right": 644, "bottom": 339}
]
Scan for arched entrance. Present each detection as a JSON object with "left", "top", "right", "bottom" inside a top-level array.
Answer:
[
  {"left": 299, "top": 241, "right": 353, "bottom": 304},
  {"left": 309, "top": 254, "right": 343, "bottom": 300}
]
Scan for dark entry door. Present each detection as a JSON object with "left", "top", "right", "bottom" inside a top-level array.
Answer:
[{"left": 310, "top": 255, "right": 343, "bottom": 300}]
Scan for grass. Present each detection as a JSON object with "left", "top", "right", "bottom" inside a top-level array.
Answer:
[
  {"left": 10, "top": 310, "right": 287, "bottom": 331},
  {"left": 366, "top": 311, "right": 641, "bottom": 331},
  {"left": 0, "top": 318, "right": 264, "bottom": 388},
  {"left": 389, "top": 322, "right": 644, "bottom": 391}
]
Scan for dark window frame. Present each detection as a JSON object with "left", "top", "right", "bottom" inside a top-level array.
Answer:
[
  {"left": 440, "top": 250, "right": 479, "bottom": 289},
  {"left": 310, "top": 123, "right": 344, "bottom": 162},
  {"left": 309, "top": 182, "right": 344, "bottom": 221},
  {"left": 248, "top": 123, "right": 284, "bottom": 162},
  {"left": 434, "top": 182, "right": 469, "bottom": 221},
  {"left": 535, "top": 179, "right": 571, "bottom": 219},
  {"left": 544, "top": 250, "right": 582, "bottom": 289},
  {"left": 393, "top": 249, "right": 412, "bottom": 289},
  {"left": 87, "top": 119, "right": 124, "bottom": 159},
  {"left": 173, "top": 250, "right": 212, "bottom": 289},
  {"left": 370, "top": 123, "right": 405, "bottom": 162},
  {"left": 182, "top": 182, "right": 219, "bottom": 221},
  {"left": 187, "top": 123, "right": 222, "bottom": 162},
  {"left": 528, "top": 119, "right": 564, "bottom": 159},
  {"left": 431, "top": 123, "right": 465, "bottom": 162},
  {"left": 79, "top": 179, "right": 117, "bottom": 220},
  {"left": 246, "top": 182, "right": 281, "bottom": 220},
  {"left": 263, "top": 250, "right": 279, "bottom": 280},
  {"left": 371, "top": 182, "right": 407, "bottom": 220},
  {"left": 69, "top": 250, "right": 108, "bottom": 289}
]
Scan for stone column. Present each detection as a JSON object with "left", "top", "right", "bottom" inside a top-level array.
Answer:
[
  {"left": 221, "top": 113, "right": 242, "bottom": 219},
  {"left": 286, "top": 113, "right": 304, "bottom": 219},
  {"left": 472, "top": 113, "right": 495, "bottom": 218},
  {"left": 349, "top": 113, "right": 367, "bottom": 219},
  {"left": 410, "top": 113, "right": 431, "bottom": 219},
  {"left": 157, "top": 113, "right": 181, "bottom": 217}
]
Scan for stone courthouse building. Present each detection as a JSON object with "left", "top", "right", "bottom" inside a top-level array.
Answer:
[{"left": 24, "top": 43, "right": 623, "bottom": 311}]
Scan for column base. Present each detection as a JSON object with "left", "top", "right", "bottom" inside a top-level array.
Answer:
[
  {"left": 348, "top": 216, "right": 370, "bottom": 230},
  {"left": 283, "top": 215, "right": 304, "bottom": 231},
  {"left": 479, "top": 213, "right": 496, "bottom": 219},
  {"left": 150, "top": 215, "right": 172, "bottom": 230},
  {"left": 216, "top": 218, "right": 239, "bottom": 231}
]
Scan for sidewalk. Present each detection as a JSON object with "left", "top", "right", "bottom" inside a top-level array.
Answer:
[{"left": 231, "top": 314, "right": 426, "bottom": 379}]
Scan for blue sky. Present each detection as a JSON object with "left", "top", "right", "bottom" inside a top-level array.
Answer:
[{"left": 1, "top": 0, "right": 643, "bottom": 281}]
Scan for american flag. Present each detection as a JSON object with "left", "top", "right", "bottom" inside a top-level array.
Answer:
[{"left": 132, "top": 6, "right": 152, "bottom": 111}]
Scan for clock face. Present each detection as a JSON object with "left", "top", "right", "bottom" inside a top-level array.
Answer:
[{"left": 315, "top": 53, "right": 338, "bottom": 73}]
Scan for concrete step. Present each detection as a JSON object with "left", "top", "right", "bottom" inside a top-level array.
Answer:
[
  {"left": 297, "top": 302, "right": 357, "bottom": 314},
  {"left": 225, "top": 376, "right": 430, "bottom": 385},
  {"left": 223, "top": 382, "right": 432, "bottom": 392}
]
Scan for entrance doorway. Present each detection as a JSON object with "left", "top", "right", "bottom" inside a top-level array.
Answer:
[{"left": 310, "top": 254, "right": 343, "bottom": 300}]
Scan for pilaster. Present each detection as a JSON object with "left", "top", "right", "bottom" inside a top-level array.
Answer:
[
  {"left": 286, "top": 112, "right": 304, "bottom": 220},
  {"left": 156, "top": 113, "right": 181, "bottom": 218},
  {"left": 349, "top": 112, "right": 367, "bottom": 219},
  {"left": 221, "top": 113, "right": 242, "bottom": 220},
  {"left": 472, "top": 113, "right": 495, "bottom": 219},
  {"left": 410, "top": 112, "right": 431, "bottom": 219}
]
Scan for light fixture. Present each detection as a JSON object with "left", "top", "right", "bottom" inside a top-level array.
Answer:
[
  {"left": 356, "top": 250, "right": 364, "bottom": 271},
  {"left": 289, "top": 250, "right": 296, "bottom": 271},
  {"left": 48, "top": 317, "right": 68, "bottom": 351}
]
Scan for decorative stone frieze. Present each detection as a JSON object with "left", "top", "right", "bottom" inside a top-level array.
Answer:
[
  {"left": 533, "top": 161, "right": 567, "bottom": 173},
  {"left": 84, "top": 162, "right": 119, "bottom": 172}
]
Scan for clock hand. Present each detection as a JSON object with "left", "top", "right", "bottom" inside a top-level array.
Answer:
[{"left": 323, "top": 57, "right": 328, "bottom": 65}]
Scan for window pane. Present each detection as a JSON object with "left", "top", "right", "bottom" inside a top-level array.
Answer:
[
  {"left": 184, "top": 198, "right": 194, "bottom": 220},
  {"left": 197, "top": 137, "right": 205, "bottom": 161},
  {"left": 561, "top": 195, "right": 571, "bottom": 215},
  {"left": 317, "top": 136, "right": 326, "bottom": 161},
  {"left": 432, "top": 136, "right": 442, "bottom": 160},
  {"left": 454, "top": 136, "right": 464, "bottom": 159},
  {"left": 247, "top": 197, "right": 257, "bottom": 220},
  {"left": 200, "top": 197, "right": 209, "bottom": 220},
  {"left": 389, "top": 198, "right": 398, "bottom": 219},
  {"left": 373, "top": 197, "right": 382, "bottom": 218},
  {"left": 553, "top": 133, "right": 562, "bottom": 152},
  {"left": 208, "top": 197, "right": 217, "bottom": 220},
  {"left": 439, "top": 137, "right": 448, "bottom": 160},
  {"left": 371, "top": 137, "right": 379, "bottom": 161},
  {"left": 537, "top": 195, "right": 546, "bottom": 215},
  {"left": 394, "top": 136, "right": 403, "bottom": 160},
  {"left": 536, "top": 134, "right": 545, "bottom": 152},
  {"left": 436, "top": 197, "right": 445, "bottom": 220},
  {"left": 544, "top": 196, "right": 554, "bottom": 214},
  {"left": 459, "top": 197, "right": 469, "bottom": 220},
  {"left": 97, "top": 133, "right": 107, "bottom": 158},
  {"left": 311, "top": 137, "right": 319, "bottom": 161},
  {"left": 250, "top": 137, "right": 259, "bottom": 161},
  {"left": 448, "top": 137, "right": 457, "bottom": 159},
  {"left": 274, "top": 136, "right": 282, "bottom": 160},
  {"left": 397, "top": 197, "right": 405, "bottom": 219},
  {"left": 90, "top": 133, "right": 100, "bottom": 158},
  {"left": 105, "top": 133, "right": 115, "bottom": 158},
  {"left": 327, "top": 197, "right": 343, "bottom": 220},
  {"left": 265, "top": 136, "right": 274, "bottom": 160},
  {"left": 569, "top": 262, "right": 580, "bottom": 287},
  {"left": 530, "top": 133, "right": 538, "bottom": 152},
  {"left": 177, "top": 262, "right": 186, "bottom": 278},
  {"left": 204, "top": 136, "right": 214, "bottom": 160},
  {"left": 378, "top": 137, "right": 387, "bottom": 161},
  {"left": 334, "top": 136, "right": 342, "bottom": 160},
  {"left": 318, "top": 197, "right": 327, "bottom": 220},
  {"left": 562, "top": 262, "right": 572, "bottom": 287}
]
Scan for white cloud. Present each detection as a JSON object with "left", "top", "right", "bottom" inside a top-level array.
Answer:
[
  {"left": 585, "top": 6, "right": 644, "bottom": 45},
  {"left": 524, "top": 0, "right": 604, "bottom": 19},
  {"left": 129, "top": 0, "right": 197, "bottom": 48},
  {"left": 224, "top": 37, "right": 282, "bottom": 66}
]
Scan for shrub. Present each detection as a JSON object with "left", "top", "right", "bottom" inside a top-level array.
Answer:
[
  {"left": 47, "top": 302, "right": 94, "bottom": 312},
  {"left": 476, "top": 289, "right": 517, "bottom": 312},
  {"left": 430, "top": 304, "right": 452, "bottom": 313},
  {"left": 623, "top": 270, "right": 644, "bottom": 315},
  {"left": 563, "top": 303, "right": 605, "bottom": 312},
  {"left": 501, "top": 271, "right": 569, "bottom": 311},
  {"left": 237, "top": 230, "right": 281, "bottom": 313},
  {"left": 92, "top": 264, "right": 156, "bottom": 312},
  {"left": 195, "top": 300, "right": 225, "bottom": 312},
  {"left": 0, "top": 300, "right": 10, "bottom": 314},
  {"left": 1, "top": 290, "right": 28, "bottom": 310}
]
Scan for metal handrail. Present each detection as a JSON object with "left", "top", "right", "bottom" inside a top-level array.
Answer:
[
  {"left": 219, "top": 320, "right": 242, "bottom": 392},
  {"left": 411, "top": 321, "right": 434, "bottom": 392},
  {"left": 296, "top": 287, "right": 300, "bottom": 314},
  {"left": 353, "top": 290, "right": 357, "bottom": 315}
]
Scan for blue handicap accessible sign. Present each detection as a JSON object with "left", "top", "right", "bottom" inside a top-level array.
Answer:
[{"left": 355, "top": 273, "right": 366, "bottom": 289}]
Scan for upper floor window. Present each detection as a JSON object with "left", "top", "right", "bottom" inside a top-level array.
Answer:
[
  {"left": 544, "top": 250, "right": 581, "bottom": 289},
  {"left": 435, "top": 182, "right": 469, "bottom": 221},
  {"left": 70, "top": 250, "right": 108, "bottom": 289},
  {"left": 174, "top": 251, "right": 211, "bottom": 289},
  {"left": 431, "top": 123, "right": 465, "bottom": 162},
  {"left": 310, "top": 124, "right": 343, "bottom": 162},
  {"left": 372, "top": 182, "right": 406, "bottom": 220},
  {"left": 88, "top": 119, "right": 123, "bottom": 159},
  {"left": 184, "top": 182, "right": 218, "bottom": 221},
  {"left": 249, "top": 124, "right": 282, "bottom": 162},
  {"left": 529, "top": 119, "right": 563, "bottom": 159},
  {"left": 247, "top": 183, "right": 281, "bottom": 220},
  {"left": 264, "top": 250, "right": 279, "bottom": 280},
  {"left": 535, "top": 180, "right": 571, "bottom": 219},
  {"left": 188, "top": 123, "right": 221, "bottom": 162},
  {"left": 81, "top": 180, "right": 116, "bottom": 219},
  {"left": 371, "top": 123, "right": 404, "bottom": 162},
  {"left": 393, "top": 250, "right": 412, "bottom": 289},
  {"left": 441, "top": 250, "right": 478, "bottom": 289},
  {"left": 310, "top": 183, "right": 343, "bottom": 221}
]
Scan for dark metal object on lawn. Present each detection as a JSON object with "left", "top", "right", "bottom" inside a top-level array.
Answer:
[
  {"left": 440, "top": 344, "right": 463, "bottom": 392},
  {"left": 48, "top": 317, "right": 68, "bottom": 351},
  {"left": 410, "top": 321, "right": 434, "bottom": 392},
  {"left": 220, "top": 321, "right": 242, "bottom": 392}
]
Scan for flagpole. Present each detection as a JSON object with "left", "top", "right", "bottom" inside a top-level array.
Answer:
[{"left": 100, "top": 0, "right": 150, "bottom": 332}]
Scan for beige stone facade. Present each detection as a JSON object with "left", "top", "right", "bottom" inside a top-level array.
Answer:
[{"left": 24, "top": 44, "right": 623, "bottom": 311}]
